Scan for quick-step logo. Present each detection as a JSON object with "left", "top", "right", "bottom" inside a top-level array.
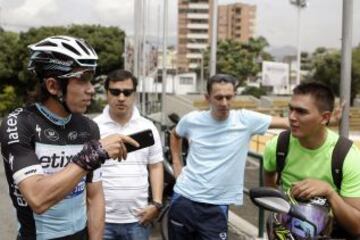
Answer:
[{"left": 6, "top": 108, "right": 23, "bottom": 145}]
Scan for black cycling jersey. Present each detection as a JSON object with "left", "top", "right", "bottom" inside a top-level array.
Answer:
[{"left": 0, "top": 105, "right": 101, "bottom": 240}]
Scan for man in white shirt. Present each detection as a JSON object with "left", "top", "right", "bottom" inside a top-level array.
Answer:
[{"left": 94, "top": 69, "right": 164, "bottom": 240}]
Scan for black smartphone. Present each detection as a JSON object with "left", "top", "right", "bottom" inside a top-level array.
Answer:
[{"left": 124, "top": 129, "right": 155, "bottom": 153}]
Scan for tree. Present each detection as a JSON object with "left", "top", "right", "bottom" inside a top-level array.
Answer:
[
  {"left": 301, "top": 51, "right": 311, "bottom": 71},
  {"left": 310, "top": 47, "right": 360, "bottom": 105},
  {"left": 13, "top": 25, "right": 125, "bottom": 94},
  {"left": 0, "top": 85, "right": 21, "bottom": 116},
  {"left": 0, "top": 31, "right": 19, "bottom": 87},
  {"left": 0, "top": 25, "right": 126, "bottom": 115},
  {"left": 202, "top": 36, "right": 273, "bottom": 87},
  {"left": 241, "top": 86, "right": 267, "bottom": 98}
]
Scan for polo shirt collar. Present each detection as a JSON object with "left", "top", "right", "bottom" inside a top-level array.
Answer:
[{"left": 101, "top": 105, "right": 141, "bottom": 125}]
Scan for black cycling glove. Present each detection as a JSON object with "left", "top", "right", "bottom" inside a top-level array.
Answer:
[{"left": 72, "top": 140, "right": 109, "bottom": 171}]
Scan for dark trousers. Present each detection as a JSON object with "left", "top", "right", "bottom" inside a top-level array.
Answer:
[
  {"left": 168, "top": 193, "right": 229, "bottom": 240},
  {"left": 17, "top": 227, "right": 88, "bottom": 240}
]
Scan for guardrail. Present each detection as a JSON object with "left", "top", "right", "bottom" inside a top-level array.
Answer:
[{"left": 246, "top": 150, "right": 265, "bottom": 238}]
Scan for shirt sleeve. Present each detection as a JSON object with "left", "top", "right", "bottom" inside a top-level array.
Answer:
[
  {"left": 240, "top": 109, "right": 272, "bottom": 136},
  {"left": 148, "top": 125, "right": 164, "bottom": 164},
  {"left": 175, "top": 113, "right": 190, "bottom": 138},
  {"left": 1, "top": 108, "right": 44, "bottom": 185},
  {"left": 263, "top": 135, "right": 278, "bottom": 172},
  {"left": 340, "top": 145, "right": 360, "bottom": 197}
]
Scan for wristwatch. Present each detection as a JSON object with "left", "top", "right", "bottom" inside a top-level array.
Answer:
[{"left": 152, "top": 201, "right": 164, "bottom": 211}]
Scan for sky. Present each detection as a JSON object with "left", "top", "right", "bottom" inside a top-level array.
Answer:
[{"left": 0, "top": 0, "right": 359, "bottom": 52}]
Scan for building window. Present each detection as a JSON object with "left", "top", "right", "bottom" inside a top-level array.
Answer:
[{"left": 180, "top": 77, "right": 194, "bottom": 85}]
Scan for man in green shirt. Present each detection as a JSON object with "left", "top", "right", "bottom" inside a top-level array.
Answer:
[{"left": 264, "top": 82, "right": 360, "bottom": 238}]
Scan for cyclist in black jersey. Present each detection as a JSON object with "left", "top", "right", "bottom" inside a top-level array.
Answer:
[{"left": 0, "top": 36, "right": 138, "bottom": 240}]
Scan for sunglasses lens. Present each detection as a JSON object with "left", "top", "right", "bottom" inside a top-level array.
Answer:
[
  {"left": 123, "top": 90, "right": 133, "bottom": 97},
  {"left": 108, "top": 88, "right": 134, "bottom": 97},
  {"left": 58, "top": 70, "right": 95, "bottom": 82},
  {"left": 80, "top": 71, "right": 95, "bottom": 82},
  {"left": 109, "top": 89, "right": 120, "bottom": 96}
]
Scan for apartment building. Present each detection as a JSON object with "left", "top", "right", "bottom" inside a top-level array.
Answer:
[
  {"left": 218, "top": 3, "right": 256, "bottom": 42},
  {"left": 177, "top": 0, "right": 212, "bottom": 73},
  {"left": 177, "top": 0, "right": 256, "bottom": 72}
]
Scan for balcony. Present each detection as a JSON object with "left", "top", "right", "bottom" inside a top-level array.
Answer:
[
  {"left": 187, "top": 23, "right": 209, "bottom": 30},
  {"left": 187, "top": 43, "right": 208, "bottom": 49},
  {"left": 187, "top": 33, "right": 208, "bottom": 39},
  {"left": 188, "top": 3, "right": 209, "bottom": 10},
  {"left": 186, "top": 53, "right": 203, "bottom": 59},
  {"left": 187, "top": 13, "right": 209, "bottom": 19},
  {"left": 189, "top": 63, "right": 200, "bottom": 69}
]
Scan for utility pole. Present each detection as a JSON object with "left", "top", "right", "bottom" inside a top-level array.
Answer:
[
  {"left": 340, "top": 0, "right": 353, "bottom": 137},
  {"left": 200, "top": 53, "right": 205, "bottom": 93},
  {"left": 155, "top": 4, "right": 161, "bottom": 109},
  {"left": 134, "top": 0, "right": 140, "bottom": 79},
  {"left": 210, "top": 0, "right": 218, "bottom": 76},
  {"left": 0, "top": 7, "right": 2, "bottom": 29},
  {"left": 289, "top": 0, "right": 307, "bottom": 86},
  {"left": 161, "top": 0, "right": 168, "bottom": 125},
  {"left": 141, "top": 0, "right": 147, "bottom": 114}
]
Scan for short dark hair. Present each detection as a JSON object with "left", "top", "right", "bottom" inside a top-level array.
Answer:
[
  {"left": 207, "top": 74, "right": 236, "bottom": 94},
  {"left": 293, "top": 81, "right": 335, "bottom": 112},
  {"left": 104, "top": 69, "right": 137, "bottom": 90}
]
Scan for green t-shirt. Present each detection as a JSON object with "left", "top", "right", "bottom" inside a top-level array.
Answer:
[{"left": 263, "top": 129, "right": 360, "bottom": 198}]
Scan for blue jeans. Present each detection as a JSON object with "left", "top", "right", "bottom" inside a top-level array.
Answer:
[
  {"left": 168, "top": 193, "right": 229, "bottom": 240},
  {"left": 103, "top": 222, "right": 150, "bottom": 240}
]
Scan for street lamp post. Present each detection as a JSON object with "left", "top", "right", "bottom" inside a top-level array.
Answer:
[
  {"left": 161, "top": 0, "right": 168, "bottom": 125},
  {"left": 200, "top": 53, "right": 205, "bottom": 93},
  {"left": 210, "top": 0, "right": 218, "bottom": 76},
  {"left": 141, "top": 0, "right": 147, "bottom": 114},
  {"left": 290, "top": 0, "right": 307, "bottom": 86},
  {"left": 340, "top": 0, "right": 353, "bottom": 137}
]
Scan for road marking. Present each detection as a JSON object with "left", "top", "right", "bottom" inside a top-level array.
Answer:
[{"left": 228, "top": 210, "right": 258, "bottom": 238}]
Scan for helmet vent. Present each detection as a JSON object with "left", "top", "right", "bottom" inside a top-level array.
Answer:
[
  {"left": 79, "top": 59, "right": 97, "bottom": 65},
  {"left": 82, "top": 40, "right": 96, "bottom": 55},
  {"left": 76, "top": 40, "right": 90, "bottom": 55},
  {"left": 61, "top": 42, "right": 80, "bottom": 56},
  {"left": 36, "top": 41, "right": 57, "bottom": 47}
]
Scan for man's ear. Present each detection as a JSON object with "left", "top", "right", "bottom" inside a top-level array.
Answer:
[
  {"left": 205, "top": 93, "right": 210, "bottom": 102},
  {"left": 44, "top": 78, "right": 60, "bottom": 95},
  {"left": 321, "top": 111, "right": 332, "bottom": 125}
]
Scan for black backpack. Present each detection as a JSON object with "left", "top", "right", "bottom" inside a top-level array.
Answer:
[
  {"left": 275, "top": 130, "right": 357, "bottom": 239},
  {"left": 275, "top": 130, "right": 353, "bottom": 190}
]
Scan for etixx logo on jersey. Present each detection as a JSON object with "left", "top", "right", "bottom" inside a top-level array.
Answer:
[{"left": 44, "top": 128, "right": 60, "bottom": 141}]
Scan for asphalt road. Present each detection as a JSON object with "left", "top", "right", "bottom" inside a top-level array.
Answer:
[{"left": 0, "top": 159, "right": 17, "bottom": 239}]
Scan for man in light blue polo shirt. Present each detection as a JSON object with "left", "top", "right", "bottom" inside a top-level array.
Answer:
[{"left": 168, "top": 74, "right": 289, "bottom": 240}]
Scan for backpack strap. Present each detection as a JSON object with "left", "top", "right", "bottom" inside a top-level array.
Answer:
[
  {"left": 332, "top": 137, "right": 353, "bottom": 190},
  {"left": 275, "top": 130, "right": 291, "bottom": 185}
]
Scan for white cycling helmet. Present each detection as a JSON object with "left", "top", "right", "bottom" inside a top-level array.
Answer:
[{"left": 28, "top": 35, "right": 98, "bottom": 78}]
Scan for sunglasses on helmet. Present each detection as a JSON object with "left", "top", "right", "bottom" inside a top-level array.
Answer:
[
  {"left": 58, "top": 69, "right": 96, "bottom": 83},
  {"left": 108, "top": 88, "right": 135, "bottom": 97}
]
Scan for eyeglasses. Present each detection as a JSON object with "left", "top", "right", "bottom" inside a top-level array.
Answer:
[
  {"left": 58, "top": 69, "right": 95, "bottom": 83},
  {"left": 108, "top": 88, "right": 135, "bottom": 97}
]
